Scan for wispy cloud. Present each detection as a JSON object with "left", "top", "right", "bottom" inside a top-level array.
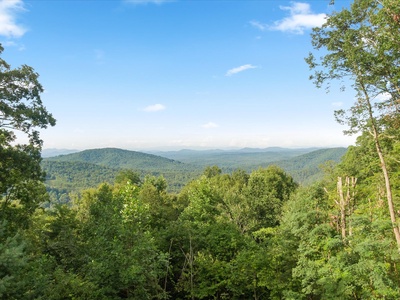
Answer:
[
  {"left": 201, "top": 122, "right": 218, "bottom": 129},
  {"left": 251, "top": 2, "right": 326, "bottom": 35},
  {"left": 124, "top": 0, "right": 173, "bottom": 5},
  {"left": 0, "top": 0, "right": 26, "bottom": 38},
  {"left": 226, "top": 64, "right": 257, "bottom": 77},
  {"left": 332, "top": 101, "right": 343, "bottom": 107},
  {"left": 143, "top": 103, "right": 166, "bottom": 112},
  {"left": 2, "top": 39, "right": 24, "bottom": 50},
  {"left": 249, "top": 20, "right": 267, "bottom": 31}
]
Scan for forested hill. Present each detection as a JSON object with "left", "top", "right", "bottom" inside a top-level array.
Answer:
[
  {"left": 42, "top": 147, "right": 347, "bottom": 202},
  {"left": 149, "top": 147, "right": 316, "bottom": 169},
  {"left": 271, "top": 147, "right": 348, "bottom": 170},
  {"left": 42, "top": 148, "right": 201, "bottom": 199},
  {"left": 44, "top": 147, "right": 346, "bottom": 176},
  {"left": 44, "top": 147, "right": 192, "bottom": 171},
  {"left": 266, "top": 147, "right": 348, "bottom": 184},
  {"left": 150, "top": 147, "right": 347, "bottom": 175}
]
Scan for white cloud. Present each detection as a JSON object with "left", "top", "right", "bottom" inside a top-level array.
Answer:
[
  {"left": 273, "top": 2, "right": 326, "bottom": 34},
  {"left": 201, "top": 122, "right": 218, "bottom": 129},
  {"left": 253, "top": 2, "right": 326, "bottom": 35},
  {"left": 332, "top": 101, "right": 343, "bottom": 107},
  {"left": 376, "top": 92, "right": 391, "bottom": 102},
  {"left": 143, "top": 103, "right": 166, "bottom": 112},
  {"left": 124, "top": 0, "right": 173, "bottom": 4},
  {"left": 0, "top": 0, "right": 26, "bottom": 38},
  {"left": 226, "top": 64, "right": 257, "bottom": 77}
]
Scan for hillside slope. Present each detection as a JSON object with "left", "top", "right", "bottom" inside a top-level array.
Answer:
[
  {"left": 42, "top": 148, "right": 201, "bottom": 200},
  {"left": 150, "top": 147, "right": 318, "bottom": 170},
  {"left": 45, "top": 147, "right": 194, "bottom": 171},
  {"left": 42, "top": 160, "right": 120, "bottom": 203},
  {"left": 42, "top": 147, "right": 347, "bottom": 203},
  {"left": 267, "top": 147, "right": 348, "bottom": 184}
]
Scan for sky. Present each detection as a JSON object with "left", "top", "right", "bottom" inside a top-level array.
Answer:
[{"left": 1, "top": 0, "right": 356, "bottom": 151}]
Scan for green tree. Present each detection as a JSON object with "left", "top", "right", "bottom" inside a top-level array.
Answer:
[
  {"left": 0, "top": 221, "right": 27, "bottom": 299},
  {"left": 244, "top": 166, "right": 298, "bottom": 232},
  {"left": 0, "top": 44, "right": 56, "bottom": 298},
  {"left": 306, "top": 0, "right": 400, "bottom": 248},
  {"left": 77, "top": 183, "right": 167, "bottom": 299},
  {"left": 0, "top": 44, "right": 56, "bottom": 227},
  {"left": 171, "top": 167, "right": 297, "bottom": 299},
  {"left": 114, "top": 169, "right": 141, "bottom": 186},
  {"left": 203, "top": 165, "right": 222, "bottom": 178}
]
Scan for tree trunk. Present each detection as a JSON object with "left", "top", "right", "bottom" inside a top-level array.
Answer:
[
  {"left": 374, "top": 135, "right": 400, "bottom": 247},
  {"left": 336, "top": 176, "right": 357, "bottom": 240},
  {"left": 348, "top": 177, "right": 357, "bottom": 237},
  {"left": 337, "top": 177, "right": 347, "bottom": 239},
  {"left": 362, "top": 84, "right": 400, "bottom": 249}
]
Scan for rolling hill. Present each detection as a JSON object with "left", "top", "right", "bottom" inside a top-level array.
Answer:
[
  {"left": 265, "top": 147, "right": 348, "bottom": 184},
  {"left": 149, "top": 147, "right": 318, "bottom": 170},
  {"left": 42, "top": 147, "right": 348, "bottom": 203},
  {"left": 42, "top": 148, "right": 201, "bottom": 201},
  {"left": 44, "top": 147, "right": 191, "bottom": 171}
]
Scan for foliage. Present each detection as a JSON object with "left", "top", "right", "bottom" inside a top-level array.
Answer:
[
  {"left": 42, "top": 147, "right": 346, "bottom": 203},
  {"left": 306, "top": 0, "right": 400, "bottom": 247},
  {"left": 6, "top": 148, "right": 400, "bottom": 299},
  {"left": 167, "top": 166, "right": 297, "bottom": 299},
  {"left": 0, "top": 44, "right": 55, "bottom": 227},
  {"left": 42, "top": 149, "right": 202, "bottom": 195}
]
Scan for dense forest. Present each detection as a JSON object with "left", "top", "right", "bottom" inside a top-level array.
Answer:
[
  {"left": 2, "top": 0, "right": 400, "bottom": 299},
  {"left": 41, "top": 147, "right": 346, "bottom": 202}
]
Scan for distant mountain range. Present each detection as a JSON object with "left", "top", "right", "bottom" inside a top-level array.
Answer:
[
  {"left": 148, "top": 147, "right": 321, "bottom": 170},
  {"left": 42, "top": 147, "right": 320, "bottom": 158},
  {"left": 42, "top": 148, "right": 80, "bottom": 158},
  {"left": 41, "top": 147, "right": 347, "bottom": 202}
]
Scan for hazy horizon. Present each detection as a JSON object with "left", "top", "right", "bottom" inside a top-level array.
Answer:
[{"left": 41, "top": 144, "right": 348, "bottom": 155}]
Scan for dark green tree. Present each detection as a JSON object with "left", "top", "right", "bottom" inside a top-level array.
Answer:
[{"left": 203, "top": 165, "right": 222, "bottom": 178}]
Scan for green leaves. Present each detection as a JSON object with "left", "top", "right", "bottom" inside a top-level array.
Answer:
[
  {"left": 0, "top": 44, "right": 55, "bottom": 228},
  {"left": 0, "top": 57, "right": 55, "bottom": 145},
  {"left": 307, "top": 0, "right": 400, "bottom": 136},
  {"left": 171, "top": 166, "right": 298, "bottom": 298}
]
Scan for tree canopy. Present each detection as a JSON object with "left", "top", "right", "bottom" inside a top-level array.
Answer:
[
  {"left": 306, "top": 0, "right": 400, "bottom": 248},
  {"left": 0, "top": 44, "right": 56, "bottom": 227}
]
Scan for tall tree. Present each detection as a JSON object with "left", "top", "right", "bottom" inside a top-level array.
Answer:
[
  {"left": 0, "top": 44, "right": 56, "bottom": 298},
  {"left": 0, "top": 44, "right": 56, "bottom": 225},
  {"left": 306, "top": 0, "right": 400, "bottom": 248}
]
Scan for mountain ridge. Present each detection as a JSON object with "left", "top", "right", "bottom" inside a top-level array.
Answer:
[
  {"left": 44, "top": 147, "right": 189, "bottom": 171},
  {"left": 42, "top": 146, "right": 325, "bottom": 158},
  {"left": 42, "top": 147, "right": 347, "bottom": 203}
]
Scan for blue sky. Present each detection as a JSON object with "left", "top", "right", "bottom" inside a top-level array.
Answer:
[{"left": 1, "top": 0, "right": 355, "bottom": 150}]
